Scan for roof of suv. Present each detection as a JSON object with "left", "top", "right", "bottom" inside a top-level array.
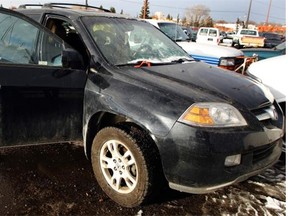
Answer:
[{"left": 16, "top": 3, "right": 130, "bottom": 19}]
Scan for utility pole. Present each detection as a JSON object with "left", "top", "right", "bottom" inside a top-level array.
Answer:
[
  {"left": 143, "top": 0, "right": 147, "bottom": 19},
  {"left": 246, "top": 0, "right": 252, "bottom": 28},
  {"left": 265, "top": 0, "right": 272, "bottom": 25}
]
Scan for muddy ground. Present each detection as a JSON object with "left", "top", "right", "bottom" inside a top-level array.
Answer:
[{"left": 0, "top": 143, "right": 285, "bottom": 215}]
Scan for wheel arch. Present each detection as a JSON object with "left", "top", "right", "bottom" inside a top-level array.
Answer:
[{"left": 84, "top": 111, "right": 162, "bottom": 162}]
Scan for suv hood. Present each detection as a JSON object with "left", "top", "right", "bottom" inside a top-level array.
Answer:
[
  {"left": 177, "top": 41, "right": 244, "bottom": 58},
  {"left": 124, "top": 61, "right": 273, "bottom": 110}
]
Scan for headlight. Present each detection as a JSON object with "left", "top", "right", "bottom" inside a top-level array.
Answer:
[
  {"left": 179, "top": 102, "right": 247, "bottom": 127},
  {"left": 219, "top": 58, "right": 235, "bottom": 66}
]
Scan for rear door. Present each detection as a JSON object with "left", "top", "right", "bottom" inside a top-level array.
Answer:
[
  {"left": 208, "top": 28, "right": 220, "bottom": 44},
  {"left": 197, "top": 28, "right": 219, "bottom": 45},
  {"left": 0, "top": 8, "right": 87, "bottom": 146}
]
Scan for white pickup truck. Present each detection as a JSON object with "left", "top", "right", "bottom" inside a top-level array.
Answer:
[{"left": 232, "top": 29, "right": 265, "bottom": 48}]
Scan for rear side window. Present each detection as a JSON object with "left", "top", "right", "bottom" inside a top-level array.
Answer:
[
  {"left": 240, "top": 30, "right": 257, "bottom": 36},
  {"left": 199, "top": 28, "right": 208, "bottom": 36},
  {"left": 0, "top": 12, "right": 63, "bottom": 66},
  {"left": 0, "top": 13, "right": 38, "bottom": 64},
  {"left": 208, "top": 29, "right": 218, "bottom": 37}
]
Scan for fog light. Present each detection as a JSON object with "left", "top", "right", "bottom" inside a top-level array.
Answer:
[{"left": 225, "top": 154, "right": 241, "bottom": 167}]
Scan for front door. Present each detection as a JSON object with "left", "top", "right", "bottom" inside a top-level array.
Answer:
[{"left": 0, "top": 8, "right": 87, "bottom": 146}]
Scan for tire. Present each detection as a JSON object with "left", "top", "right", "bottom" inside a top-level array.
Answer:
[{"left": 91, "top": 126, "right": 163, "bottom": 207}]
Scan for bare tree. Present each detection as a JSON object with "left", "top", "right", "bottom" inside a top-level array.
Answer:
[{"left": 185, "top": 4, "right": 210, "bottom": 27}]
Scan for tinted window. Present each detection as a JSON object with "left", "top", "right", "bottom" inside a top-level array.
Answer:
[
  {"left": 0, "top": 13, "right": 38, "bottom": 64},
  {"left": 0, "top": 12, "right": 63, "bottom": 66}
]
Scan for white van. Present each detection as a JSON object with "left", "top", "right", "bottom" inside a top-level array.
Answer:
[{"left": 196, "top": 27, "right": 221, "bottom": 45}]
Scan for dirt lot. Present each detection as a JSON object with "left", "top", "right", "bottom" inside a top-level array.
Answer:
[{"left": 0, "top": 143, "right": 286, "bottom": 215}]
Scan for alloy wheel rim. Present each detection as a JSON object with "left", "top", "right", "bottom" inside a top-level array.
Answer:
[{"left": 99, "top": 139, "right": 138, "bottom": 193}]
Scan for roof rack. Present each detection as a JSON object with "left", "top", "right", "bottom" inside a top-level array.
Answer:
[
  {"left": 18, "top": 4, "right": 43, "bottom": 9},
  {"left": 18, "top": 3, "right": 111, "bottom": 12}
]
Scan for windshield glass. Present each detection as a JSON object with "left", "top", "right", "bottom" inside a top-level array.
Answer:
[
  {"left": 158, "top": 22, "right": 189, "bottom": 41},
  {"left": 81, "top": 17, "right": 191, "bottom": 66}
]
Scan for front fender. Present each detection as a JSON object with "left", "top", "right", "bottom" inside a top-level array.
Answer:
[{"left": 82, "top": 78, "right": 181, "bottom": 157}]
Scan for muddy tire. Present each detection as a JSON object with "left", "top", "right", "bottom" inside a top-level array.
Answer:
[{"left": 91, "top": 126, "right": 162, "bottom": 207}]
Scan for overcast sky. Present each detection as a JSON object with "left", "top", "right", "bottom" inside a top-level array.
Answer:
[{"left": 1, "top": 0, "right": 286, "bottom": 24}]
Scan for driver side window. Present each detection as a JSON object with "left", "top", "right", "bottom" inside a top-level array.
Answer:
[{"left": 0, "top": 12, "right": 63, "bottom": 66}]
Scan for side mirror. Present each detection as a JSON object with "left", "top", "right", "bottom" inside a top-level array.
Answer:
[{"left": 62, "top": 48, "right": 85, "bottom": 70}]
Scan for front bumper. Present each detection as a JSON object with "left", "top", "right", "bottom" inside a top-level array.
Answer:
[{"left": 158, "top": 122, "right": 283, "bottom": 194}]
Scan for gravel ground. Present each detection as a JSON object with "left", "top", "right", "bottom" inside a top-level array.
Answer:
[{"left": 0, "top": 143, "right": 285, "bottom": 215}]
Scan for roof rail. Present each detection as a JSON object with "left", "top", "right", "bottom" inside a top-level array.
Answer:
[
  {"left": 18, "top": 4, "right": 43, "bottom": 9},
  {"left": 43, "top": 3, "right": 111, "bottom": 12},
  {"left": 18, "top": 3, "right": 111, "bottom": 12}
]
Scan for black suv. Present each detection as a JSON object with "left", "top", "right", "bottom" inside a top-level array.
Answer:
[{"left": 0, "top": 4, "right": 284, "bottom": 207}]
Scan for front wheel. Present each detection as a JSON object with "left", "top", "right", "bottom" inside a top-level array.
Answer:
[{"left": 91, "top": 126, "right": 163, "bottom": 207}]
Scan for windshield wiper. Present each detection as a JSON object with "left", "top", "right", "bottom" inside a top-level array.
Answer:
[
  {"left": 116, "top": 60, "right": 160, "bottom": 67},
  {"left": 134, "top": 60, "right": 151, "bottom": 68},
  {"left": 171, "top": 58, "right": 194, "bottom": 63},
  {"left": 116, "top": 58, "right": 194, "bottom": 67}
]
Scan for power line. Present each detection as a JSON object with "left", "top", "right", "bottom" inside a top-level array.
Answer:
[
  {"left": 254, "top": 0, "right": 285, "bottom": 10},
  {"left": 251, "top": 12, "right": 286, "bottom": 21}
]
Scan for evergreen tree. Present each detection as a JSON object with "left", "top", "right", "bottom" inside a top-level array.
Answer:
[
  {"left": 166, "top": 14, "right": 172, "bottom": 20},
  {"left": 110, "top": 7, "right": 116, "bottom": 13},
  {"left": 181, "top": 17, "right": 187, "bottom": 26},
  {"left": 139, "top": 0, "right": 150, "bottom": 19}
]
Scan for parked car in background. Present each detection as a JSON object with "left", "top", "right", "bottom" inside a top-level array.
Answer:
[
  {"left": 1, "top": 5, "right": 284, "bottom": 208},
  {"left": 247, "top": 55, "right": 286, "bottom": 114},
  {"left": 260, "top": 32, "right": 284, "bottom": 48},
  {"left": 144, "top": 19, "right": 246, "bottom": 71},
  {"left": 196, "top": 27, "right": 221, "bottom": 45},
  {"left": 241, "top": 41, "right": 286, "bottom": 60},
  {"left": 232, "top": 29, "right": 265, "bottom": 48},
  {"left": 182, "top": 26, "right": 197, "bottom": 42},
  {"left": 246, "top": 55, "right": 286, "bottom": 159}
]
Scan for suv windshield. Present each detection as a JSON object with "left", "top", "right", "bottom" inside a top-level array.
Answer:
[{"left": 82, "top": 17, "right": 191, "bottom": 66}]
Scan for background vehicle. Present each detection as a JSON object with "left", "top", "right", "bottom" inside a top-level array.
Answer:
[
  {"left": 0, "top": 5, "right": 284, "bottom": 208},
  {"left": 260, "top": 32, "right": 284, "bottom": 48},
  {"left": 232, "top": 29, "right": 265, "bottom": 48},
  {"left": 247, "top": 55, "right": 286, "bottom": 159},
  {"left": 144, "top": 19, "right": 246, "bottom": 71},
  {"left": 241, "top": 41, "right": 286, "bottom": 60},
  {"left": 182, "top": 26, "right": 197, "bottom": 42},
  {"left": 196, "top": 27, "right": 221, "bottom": 45}
]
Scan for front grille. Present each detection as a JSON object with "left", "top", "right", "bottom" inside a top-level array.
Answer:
[
  {"left": 251, "top": 104, "right": 278, "bottom": 128},
  {"left": 252, "top": 142, "right": 276, "bottom": 164}
]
